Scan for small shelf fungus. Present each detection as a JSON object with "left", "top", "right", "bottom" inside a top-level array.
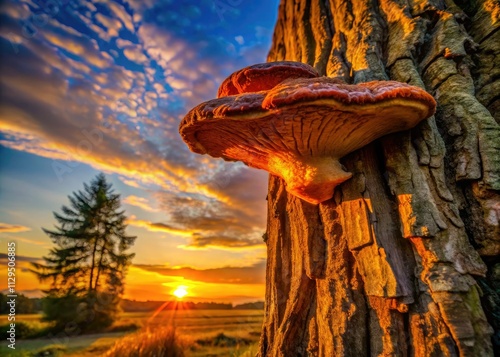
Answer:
[{"left": 179, "top": 61, "right": 436, "bottom": 204}]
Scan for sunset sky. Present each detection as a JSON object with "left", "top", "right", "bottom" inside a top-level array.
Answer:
[{"left": 0, "top": 0, "right": 279, "bottom": 304}]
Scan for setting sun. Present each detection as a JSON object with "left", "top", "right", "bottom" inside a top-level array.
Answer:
[{"left": 173, "top": 285, "right": 188, "bottom": 299}]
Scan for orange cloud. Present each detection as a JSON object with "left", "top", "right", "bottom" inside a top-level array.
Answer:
[
  {"left": 95, "top": 13, "right": 122, "bottom": 38},
  {"left": 4, "top": 236, "right": 48, "bottom": 247},
  {"left": 108, "top": 1, "right": 135, "bottom": 33},
  {"left": 123, "top": 195, "right": 159, "bottom": 212},
  {"left": 127, "top": 215, "right": 265, "bottom": 250},
  {"left": 0, "top": 223, "right": 31, "bottom": 233},
  {"left": 127, "top": 216, "right": 193, "bottom": 237},
  {"left": 0, "top": 254, "right": 47, "bottom": 296},
  {"left": 134, "top": 260, "right": 266, "bottom": 285},
  {"left": 179, "top": 234, "right": 265, "bottom": 251}
]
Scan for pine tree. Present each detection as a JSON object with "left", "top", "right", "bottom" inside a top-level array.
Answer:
[{"left": 31, "top": 173, "right": 136, "bottom": 332}]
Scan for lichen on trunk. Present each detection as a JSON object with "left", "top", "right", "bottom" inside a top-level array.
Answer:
[{"left": 259, "top": 0, "right": 500, "bottom": 356}]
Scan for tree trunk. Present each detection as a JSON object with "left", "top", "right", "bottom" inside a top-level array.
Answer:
[
  {"left": 89, "top": 235, "right": 99, "bottom": 292},
  {"left": 259, "top": 0, "right": 500, "bottom": 356}
]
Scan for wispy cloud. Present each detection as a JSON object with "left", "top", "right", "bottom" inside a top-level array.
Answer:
[
  {"left": 0, "top": 235, "right": 48, "bottom": 247},
  {"left": 123, "top": 195, "right": 159, "bottom": 212},
  {"left": 95, "top": 13, "right": 122, "bottom": 38},
  {"left": 127, "top": 216, "right": 192, "bottom": 237},
  {"left": 0, "top": 253, "right": 44, "bottom": 277},
  {"left": 107, "top": 1, "right": 135, "bottom": 33},
  {"left": 127, "top": 214, "right": 265, "bottom": 250},
  {"left": 0, "top": 222, "right": 31, "bottom": 233},
  {"left": 181, "top": 233, "right": 265, "bottom": 250},
  {"left": 0, "top": 253, "right": 40, "bottom": 263},
  {"left": 134, "top": 259, "right": 266, "bottom": 284}
]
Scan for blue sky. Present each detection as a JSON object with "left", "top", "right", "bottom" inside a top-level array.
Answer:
[{"left": 0, "top": 0, "right": 279, "bottom": 302}]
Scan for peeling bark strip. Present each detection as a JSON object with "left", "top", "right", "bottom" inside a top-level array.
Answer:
[{"left": 260, "top": 0, "right": 499, "bottom": 356}]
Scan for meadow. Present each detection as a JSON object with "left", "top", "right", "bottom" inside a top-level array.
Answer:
[{"left": 0, "top": 309, "right": 264, "bottom": 356}]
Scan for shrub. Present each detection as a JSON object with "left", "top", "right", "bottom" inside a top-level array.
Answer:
[
  {"left": 104, "top": 326, "right": 187, "bottom": 357},
  {"left": 234, "top": 343, "right": 259, "bottom": 357},
  {"left": 106, "top": 321, "right": 141, "bottom": 333},
  {"left": 196, "top": 332, "right": 252, "bottom": 347},
  {"left": 0, "top": 321, "right": 47, "bottom": 340},
  {"left": 41, "top": 292, "right": 118, "bottom": 333}
]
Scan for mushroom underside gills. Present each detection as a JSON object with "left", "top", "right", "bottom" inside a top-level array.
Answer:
[
  {"left": 179, "top": 62, "right": 436, "bottom": 204},
  {"left": 182, "top": 98, "right": 432, "bottom": 204}
]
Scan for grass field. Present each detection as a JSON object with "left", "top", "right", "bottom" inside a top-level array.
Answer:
[{"left": 0, "top": 309, "right": 264, "bottom": 356}]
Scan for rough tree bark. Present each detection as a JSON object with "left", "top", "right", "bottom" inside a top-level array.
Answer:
[{"left": 259, "top": 0, "right": 500, "bottom": 356}]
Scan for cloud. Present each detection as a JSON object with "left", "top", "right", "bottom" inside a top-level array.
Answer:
[
  {"left": 41, "top": 21, "right": 112, "bottom": 69},
  {"left": 127, "top": 212, "right": 265, "bottom": 250},
  {"left": 95, "top": 13, "right": 122, "bottom": 38},
  {"left": 108, "top": 1, "right": 135, "bottom": 33},
  {"left": 126, "top": 216, "right": 192, "bottom": 237},
  {"left": 235, "top": 35, "right": 244, "bottom": 45},
  {"left": 0, "top": 253, "right": 40, "bottom": 263},
  {"left": 0, "top": 235, "right": 48, "bottom": 246},
  {"left": 134, "top": 259, "right": 266, "bottom": 284},
  {"left": 123, "top": 195, "right": 159, "bottom": 212},
  {"left": 0, "top": 0, "right": 276, "bottom": 248},
  {"left": 182, "top": 234, "right": 265, "bottom": 250},
  {"left": 118, "top": 176, "right": 142, "bottom": 188},
  {"left": 0, "top": 253, "right": 45, "bottom": 275},
  {"left": 74, "top": 11, "right": 113, "bottom": 42},
  {"left": 123, "top": 45, "right": 149, "bottom": 64},
  {"left": 0, "top": 223, "right": 30, "bottom": 233},
  {"left": 0, "top": 36, "right": 191, "bottom": 190}
]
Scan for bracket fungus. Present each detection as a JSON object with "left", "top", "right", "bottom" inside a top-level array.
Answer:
[{"left": 179, "top": 61, "right": 436, "bottom": 204}]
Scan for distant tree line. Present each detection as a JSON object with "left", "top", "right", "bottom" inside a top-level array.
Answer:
[
  {"left": 0, "top": 295, "right": 264, "bottom": 315},
  {"left": 233, "top": 301, "right": 264, "bottom": 310},
  {"left": 120, "top": 299, "right": 232, "bottom": 312},
  {"left": 0, "top": 293, "right": 41, "bottom": 314},
  {"left": 120, "top": 299, "right": 264, "bottom": 311}
]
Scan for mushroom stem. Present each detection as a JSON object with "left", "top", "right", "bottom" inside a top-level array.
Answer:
[{"left": 268, "top": 155, "right": 352, "bottom": 204}]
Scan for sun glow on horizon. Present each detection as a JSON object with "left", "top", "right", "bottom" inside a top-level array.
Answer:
[{"left": 173, "top": 285, "right": 188, "bottom": 299}]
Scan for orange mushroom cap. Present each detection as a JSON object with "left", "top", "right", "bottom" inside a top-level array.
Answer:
[
  {"left": 217, "top": 61, "right": 319, "bottom": 98},
  {"left": 180, "top": 62, "right": 436, "bottom": 204}
]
